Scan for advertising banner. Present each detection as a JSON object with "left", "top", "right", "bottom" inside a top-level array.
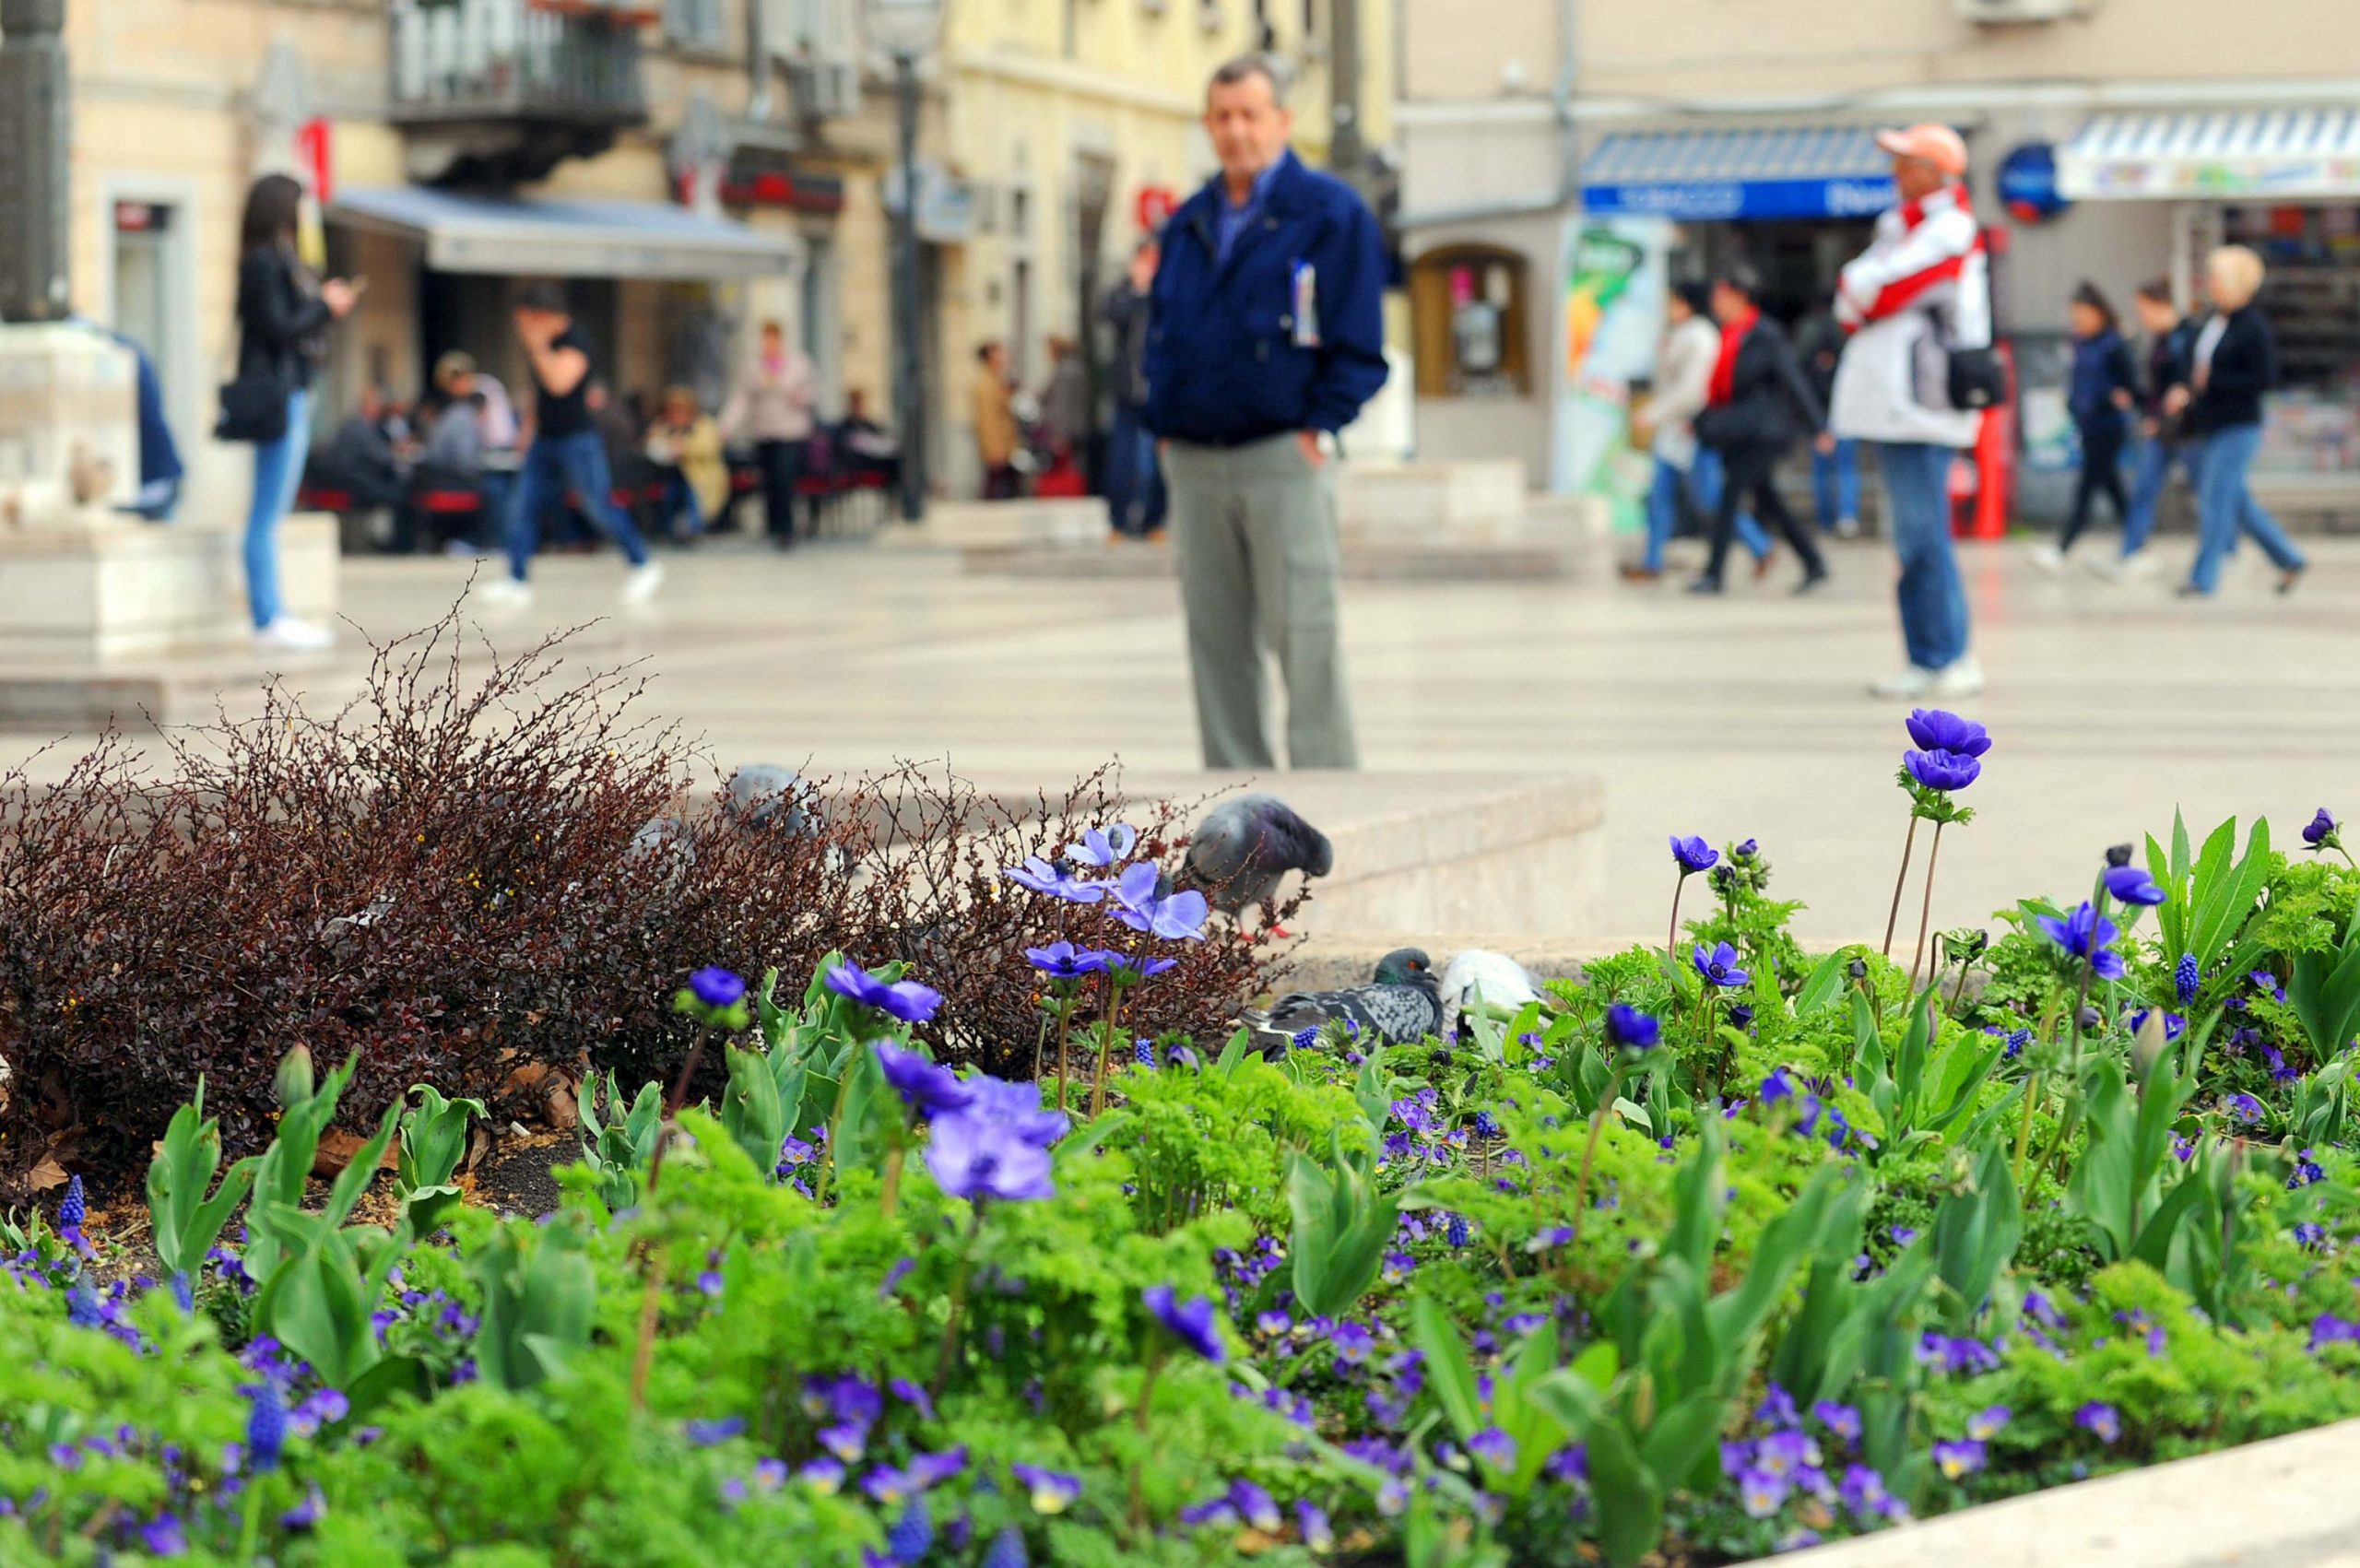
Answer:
[{"left": 1550, "top": 215, "right": 1671, "bottom": 524}]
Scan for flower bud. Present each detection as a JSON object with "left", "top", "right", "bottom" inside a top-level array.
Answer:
[{"left": 2105, "top": 843, "right": 2134, "bottom": 868}]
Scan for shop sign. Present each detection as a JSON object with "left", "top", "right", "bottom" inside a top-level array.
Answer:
[
  {"left": 1135, "top": 184, "right": 1180, "bottom": 232},
  {"left": 2063, "top": 156, "right": 2360, "bottom": 200},
  {"left": 1583, "top": 176, "right": 1894, "bottom": 222},
  {"left": 1998, "top": 142, "right": 2070, "bottom": 223}
]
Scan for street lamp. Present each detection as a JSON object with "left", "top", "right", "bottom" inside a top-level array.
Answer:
[{"left": 867, "top": 0, "right": 941, "bottom": 524}]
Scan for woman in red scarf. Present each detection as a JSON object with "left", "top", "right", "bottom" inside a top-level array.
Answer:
[{"left": 1688, "top": 267, "right": 1832, "bottom": 595}]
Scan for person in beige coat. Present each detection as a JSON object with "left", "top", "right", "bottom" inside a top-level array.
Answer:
[
  {"left": 645, "top": 386, "right": 728, "bottom": 539},
  {"left": 720, "top": 319, "right": 817, "bottom": 547}
]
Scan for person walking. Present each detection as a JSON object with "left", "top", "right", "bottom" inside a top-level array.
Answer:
[
  {"left": 2036, "top": 281, "right": 2138, "bottom": 572},
  {"left": 2168, "top": 245, "right": 2307, "bottom": 597},
  {"left": 1145, "top": 53, "right": 1388, "bottom": 772},
  {"left": 973, "top": 341, "right": 1021, "bottom": 501},
  {"left": 1829, "top": 124, "right": 1992, "bottom": 700},
  {"left": 2094, "top": 277, "right": 2201, "bottom": 582},
  {"left": 719, "top": 319, "right": 817, "bottom": 548},
  {"left": 1100, "top": 236, "right": 1168, "bottom": 539},
  {"left": 1794, "top": 308, "right": 1862, "bottom": 537},
  {"left": 1623, "top": 280, "right": 1771, "bottom": 583},
  {"left": 228, "top": 172, "right": 358, "bottom": 650},
  {"left": 1687, "top": 268, "right": 1832, "bottom": 595},
  {"left": 478, "top": 283, "right": 662, "bottom": 607}
]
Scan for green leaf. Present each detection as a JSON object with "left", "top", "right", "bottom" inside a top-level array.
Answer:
[
  {"left": 1794, "top": 950, "right": 1850, "bottom": 1018},
  {"left": 1585, "top": 1421, "right": 1665, "bottom": 1568},
  {"left": 1412, "top": 1295, "right": 1485, "bottom": 1444}
]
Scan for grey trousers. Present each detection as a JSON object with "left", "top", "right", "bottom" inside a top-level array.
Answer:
[{"left": 1162, "top": 433, "right": 1359, "bottom": 771}]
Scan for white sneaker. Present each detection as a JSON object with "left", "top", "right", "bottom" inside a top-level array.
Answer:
[
  {"left": 1835, "top": 516, "right": 1862, "bottom": 539},
  {"left": 620, "top": 560, "right": 666, "bottom": 605},
  {"left": 2027, "top": 542, "right": 2067, "bottom": 575},
  {"left": 254, "top": 618, "right": 334, "bottom": 652},
  {"left": 1869, "top": 666, "right": 1939, "bottom": 699},
  {"left": 1930, "top": 656, "right": 1987, "bottom": 698},
  {"left": 477, "top": 577, "right": 533, "bottom": 608},
  {"left": 2083, "top": 553, "right": 2129, "bottom": 584},
  {"left": 2121, "top": 550, "right": 2161, "bottom": 578}
]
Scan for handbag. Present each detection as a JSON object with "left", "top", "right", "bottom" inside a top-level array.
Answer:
[
  {"left": 1918, "top": 308, "right": 2007, "bottom": 414},
  {"left": 215, "top": 365, "right": 290, "bottom": 444}
]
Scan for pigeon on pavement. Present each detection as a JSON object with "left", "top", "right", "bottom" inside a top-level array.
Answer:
[
  {"left": 1183, "top": 794, "right": 1334, "bottom": 924},
  {"left": 1440, "top": 949, "right": 1544, "bottom": 1032},
  {"left": 1244, "top": 949, "right": 1440, "bottom": 1055}
]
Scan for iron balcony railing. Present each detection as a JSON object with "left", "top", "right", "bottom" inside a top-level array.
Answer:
[{"left": 390, "top": 0, "right": 649, "bottom": 126}]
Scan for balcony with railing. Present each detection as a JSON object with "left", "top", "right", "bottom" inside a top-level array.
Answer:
[{"left": 391, "top": 0, "right": 649, "bottom": 137}]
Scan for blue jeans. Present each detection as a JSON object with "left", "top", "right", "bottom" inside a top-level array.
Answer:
[
  {"left": 1643, "top": 451, "right": 1768, "bottom": 572},
  {"left": 1811, "top": 438, "right": 1861, "bottom": 530},
  {"left": 661, "top": 472, "right": 706, "bottom": 538},
  {"left": 2121, "top": 432, "right": 2192, "bottom": 558},
  {"left": 1106, "top": 403, "right": 1166, "bottom": 536},
  {"left": 2188, "top": 423, "right": 2304, "bottom": 594},
  {"left": 503, "top": 430, "right": 652, "bottom": 582},
  {"left": 244, "top": 387, "right": 313, "bottom": 629},
  {"left": 1876, "top": 442, "right": 1969, "bottom": 672}
]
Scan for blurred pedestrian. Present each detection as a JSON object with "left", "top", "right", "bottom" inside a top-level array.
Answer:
[
  {"left": 2036, "top": 281, "right": 2137, "bottom": 572},
  {"left": 1687, "top": 266, "right": 1831, "bottom": 596},
  {"left": 2167, "top": 245, "right": 2306, "bottom": 597},
  {"left": 1831, "top": 124, "right": 1991, "bottom": 699},
  {"left": 1623, "top": 278, "right": 1770, "bottom": 583},
  {"left": 720, "top": 318, "right": 817, "bottom": 548},
  {"left": 1146, "top": 53, "right": 1388, "bottom": 771},
  {"left": 645, "top": 386, "right": 727, "bottom": 540},
  {"left": 1101, "top": 235, "right": 1168, "bottom": 539},
  {"left": 2093, "top": 277, "right": 2200, "bottom": 581},
  {"left": 1040, "top": 335, "right": 1089, "bottom": 461},
  {"left": 478, "top": 282, "right": 662, "bottom": 607},
  {"left": 1795, "top": 308, "right": 1861, "bottom": 536},
  {"left": 228, "top": 171, "right": 357, "bottom": 650},
  {"left": 973, "top": 340, "right": 1021, "bottom": 501}
]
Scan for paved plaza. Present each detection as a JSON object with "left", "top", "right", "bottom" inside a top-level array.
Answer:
[{"left": 6, "top": 526, "right": 2357, "bottom": 945}]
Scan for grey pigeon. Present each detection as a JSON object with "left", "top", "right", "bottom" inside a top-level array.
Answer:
[
  {"left": 1440, "top": 949, "right": 1544, "bottom": 1032},
  {"left": 724, "top": 764, "right": 820, "bottom": 836},
  {"left": 1183, "top": 794, "right": 1333, "bottom": 921},
  {"left": 1244, "top": 949, "right": 1440, "bottom": 1055},
  {"left": 624, "top": 815, "right": 697, "bottom": 891}
]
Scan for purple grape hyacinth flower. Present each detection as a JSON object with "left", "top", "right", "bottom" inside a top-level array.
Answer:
[
  {"left": 1670, "top": 835, "right": 1719, "bottom": 875},
  {"left": 827, "top": 962, "right": 944, "bottom": 1023},
  {"left": 874, "top": 1040, "right": 975, "bottom": 1119},
  {"left": 245, "top": 1383, "right": 288, "bottom": 1474},
  {"left": 1143, "top": 1284, "right": 1227, "bottom": 1363},
  {"left": 2036, "top": 902, "right": 2126, "bottom": 980},
  {"left": 1906, "top": 709, "right": 1992, "bottom": 758},
  {"left": 2177, "top": 953, "right": 2201, "bottom": 1005}
]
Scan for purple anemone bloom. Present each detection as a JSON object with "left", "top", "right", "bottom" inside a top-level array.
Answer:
[
  {"left": 1024, "top": 941, "right": 1114, "bottom": 981},
  {"left": 1003, "top": 855, "right": 1104, "bottom": 902},
  {"left": 1906, "top": 708, "right": 1992, "bottom": 758},
  {"left": 2303, "top": 808, "right": 2339, "bottom": 848},
  {"left": 1605, "top": 1003, "right": 1660, "bottom": 1052},
  {"left": 1110, "top": 863, "right": 1210, "bottom": 942},
  {"left": 1064, "top": 823, "right": 1139, "bottom": 867},
  {"left": 1905, "top": 748, "right": 1982, "bottom": 793},
  {"left": 827, "top": 962, "right": 943, "bottom": 1024},
  {"left": 2036, "top": 902, "right": 2126, "bottom": 981},
  {"left": 2102, "top": 865, "right": 2165, "bottom": 906},
  {"left": 1143, "top": 1284, "right": 1227, "bottom": 1363},
  {"left": 1693, "top": 941, "right": 1750, "bottom": 989},
  {"left": 1670, "top": 835, "right": 1719, "bottom": 875},
  {"left": 688, "top": 966, "right": 748, "bottom": 1010},
  {"left": 874, "top": 1040, "right": 975, "bottom": 1118},
  {"left": 926, "top": 1110, "right": 1056, "bottom": 1204},
  {"left": 960, "top": 1076, "right": 1069, "bottom": 1149}
]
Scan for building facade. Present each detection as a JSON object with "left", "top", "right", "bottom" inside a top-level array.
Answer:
[{"left": 1396, "top": 0, "right": 2360, "bottom": 500}]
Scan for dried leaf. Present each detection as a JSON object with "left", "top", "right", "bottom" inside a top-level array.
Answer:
[{"left": 25, "top": 1156, "right": 68, "bottom": 1193}]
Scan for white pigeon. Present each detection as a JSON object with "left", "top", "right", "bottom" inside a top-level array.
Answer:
[{"left": 1440, "top": 949, "right": 1544, "bottom": 1033}]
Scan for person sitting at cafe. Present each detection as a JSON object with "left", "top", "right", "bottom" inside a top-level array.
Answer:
[{"left": 644, "top": 385, "right": 728, "bottom": 541}]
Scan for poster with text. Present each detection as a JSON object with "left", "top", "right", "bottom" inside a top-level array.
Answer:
[{"left": 1551, "top": 216, "right": 1672, "bottom": 530}]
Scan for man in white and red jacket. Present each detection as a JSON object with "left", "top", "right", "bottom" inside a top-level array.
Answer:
[{"left": 1830, "top": 124, "right": 1991, "bottom": 700}]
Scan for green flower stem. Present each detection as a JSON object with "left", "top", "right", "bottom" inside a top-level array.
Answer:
[
  {"left": 928, "top": 1205, "right": 988, "bottom": 1401},
  {"left": 2013, "top": 988, "right": 2062, "bottom": 1189},
  {"left": 237, "top": 1478, "right": 264, "bottom": 1562},
  {"left": 879, "top": 1135, "right": 907, "bottom": 1220},
  {"left": 811, "top": 1044, "right": 864, "bottom": 1207},
  {"left": 1882, "top": 813, "right": 1921, "bottom": 959},
  {"left": 1091, "top": 979, "right": 1130, "bottom": 1119},
  {"left": 2044, "top": 960, "right": 2104, "bottom": 1181},
  {"left": 1128, "top": 1348, "right": 1166, "bottom": 1530},
  {"left": 1567, "top": 1057, "right": 1630, "bottom": 1253},
  {"left": 1906, "top": 820, "right": 1948, "bottom": 992},
  {"left": 643, "top": 1020, "right": 716, "bottom": 1198},
  {"left": 1055, "top": 989, "right": 1082, "bottom": 1114},
  {"left": 628, "top": 1244, "right": 667, "bottom": 1411},
  {"left": 1667, "top": 873, "right": 1689, "bottom": 975}
]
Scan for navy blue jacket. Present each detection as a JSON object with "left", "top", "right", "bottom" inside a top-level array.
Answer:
[
  {"left": 1144, "top": 152, "right": 1389, "bottom": 445},
  {"left": 2067, "top": 327, "right": 2135, "bottom": 430}
]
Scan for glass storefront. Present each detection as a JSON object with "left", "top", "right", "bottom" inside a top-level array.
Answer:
[{"left": 2224, "top": 203, "right": 2360, "bottom": 474}]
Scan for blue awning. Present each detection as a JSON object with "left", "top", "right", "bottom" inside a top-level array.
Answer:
[
  {"left": 1581, "top": 126, "right": 1896, "bottom": 221},
  {"left": 2059, "top": 109, "right": 2360, "bottom": 200},
  {"left": 329, "top": 187, "right": 796, "bottom": 279}
]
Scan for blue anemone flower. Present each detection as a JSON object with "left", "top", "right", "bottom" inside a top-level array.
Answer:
[
  {"left": 1670, "top": 835, "right": 1719, "bottom": 875},
  {"left": 1693, "top": 941, "right": 1750, "bottom": 989},
  {"left": 1905, "top": 748, "right": 1981, "bottom": 793},
  {"left": 826, "top": 962, "right": 943, "bottom": 1023},
  {"left": 1906, "top": 709, "right": 1992, "bottom": 758},
  {"left": 2102, "top": 865, "right": 2165, "bottom": 906},
  {"left": 2036, "top": 902, "right": 2126, "bottom": 980},
  {"left": 1142, "top": 1284, "right": 1226, "bottom": 1363}
]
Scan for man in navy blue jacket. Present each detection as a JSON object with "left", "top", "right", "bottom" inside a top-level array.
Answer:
[{"left": 1145, "top": 53, "right": 1388, "bottom": 771}]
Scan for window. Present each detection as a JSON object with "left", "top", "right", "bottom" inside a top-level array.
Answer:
[
  {"left": 1409, "top": 245, "right": 1531, "bottom": 398},
  {"left": 665, "top": 0, "right": 727, "bottom": 51}
]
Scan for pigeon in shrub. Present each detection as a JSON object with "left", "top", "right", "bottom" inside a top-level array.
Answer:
[
  {"left": 1439, "top": 949, "right": 1543, "bottom": 1032},
  {"left": 624, "top": 815, "right": 697, "bottom": 891},
  {"left": 1181, "top": 795, "right": 1333, "bottom": 927},
  {"left": 723, "top": 763, "right": 820, "bottom": 837},
  {"left": 1244, "top": 949, "right": 1440, "bottom": 1055}
]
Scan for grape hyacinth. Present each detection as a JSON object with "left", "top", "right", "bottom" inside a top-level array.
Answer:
[{"left": 2176, "top": 953, "right": 2201, "bottom": 1006}]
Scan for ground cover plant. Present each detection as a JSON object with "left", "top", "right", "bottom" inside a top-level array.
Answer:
[{"left": 5, "top": 694, "right": 2360, "bottom": 1565}]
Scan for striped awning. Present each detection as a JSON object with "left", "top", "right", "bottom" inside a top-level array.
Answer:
[
  {"left": 2059, "top": 110, "right": 2360, "bottom": 200},
  {"left": 1581, "top": 126, "right": 1896, "bottom": 221}
]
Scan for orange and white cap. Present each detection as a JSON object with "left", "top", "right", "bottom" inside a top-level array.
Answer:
[{"left": 1874, "top": 124, "right": 1968, "bottom": 177}]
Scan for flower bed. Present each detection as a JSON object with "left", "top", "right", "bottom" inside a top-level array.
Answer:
[{"left": 4, "top": 708, "right": 2360, "bottom": 1566}]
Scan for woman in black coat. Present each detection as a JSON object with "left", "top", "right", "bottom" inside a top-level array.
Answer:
[
  {"left": 1689, "top": 268, "right": 1832, "bottom": 595},
  {"left": 2164, "top": 245, "right": 2306, "bottom": 596},
  {"left": 231, "top": 173, "right": 357, "bottom": 649}
]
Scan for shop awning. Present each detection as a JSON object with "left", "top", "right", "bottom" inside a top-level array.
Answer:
[
  {"left": 1580, "top": 126, "right": 1896, "bottom": 221},
  {"left": 2059, "top": 110, "right": 2360, "bottom": 200},
  {"left": 328, "top": 187, "right": 796, "bottom": 279}
]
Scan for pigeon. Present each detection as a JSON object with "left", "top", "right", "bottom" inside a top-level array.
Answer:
[
  {"left": 723, "top": 763, "right": 819, "bottom": 837},
  {"left": 1243, "top": 948, "right": 1441, "bottom": 1055},
  {"left": 1182, "top": 794, "right": 1334, "bottom": 923},
  {"left": 1440, "top": 949, "right": 1544, "bottom": 1033},
  {"left": 623, "top": 815, "right": 697, "bottom": 891}
]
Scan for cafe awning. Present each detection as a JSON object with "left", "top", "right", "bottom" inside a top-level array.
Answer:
[
  {"left": 329, "top": 186, "right": 796, "bottom": 279},
  {"left": 1580, "top": 125, "right": 1896, "bottom": 222},
  {"left": 2059, "top": 109, "right": 2360, "bottom": 200}
]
